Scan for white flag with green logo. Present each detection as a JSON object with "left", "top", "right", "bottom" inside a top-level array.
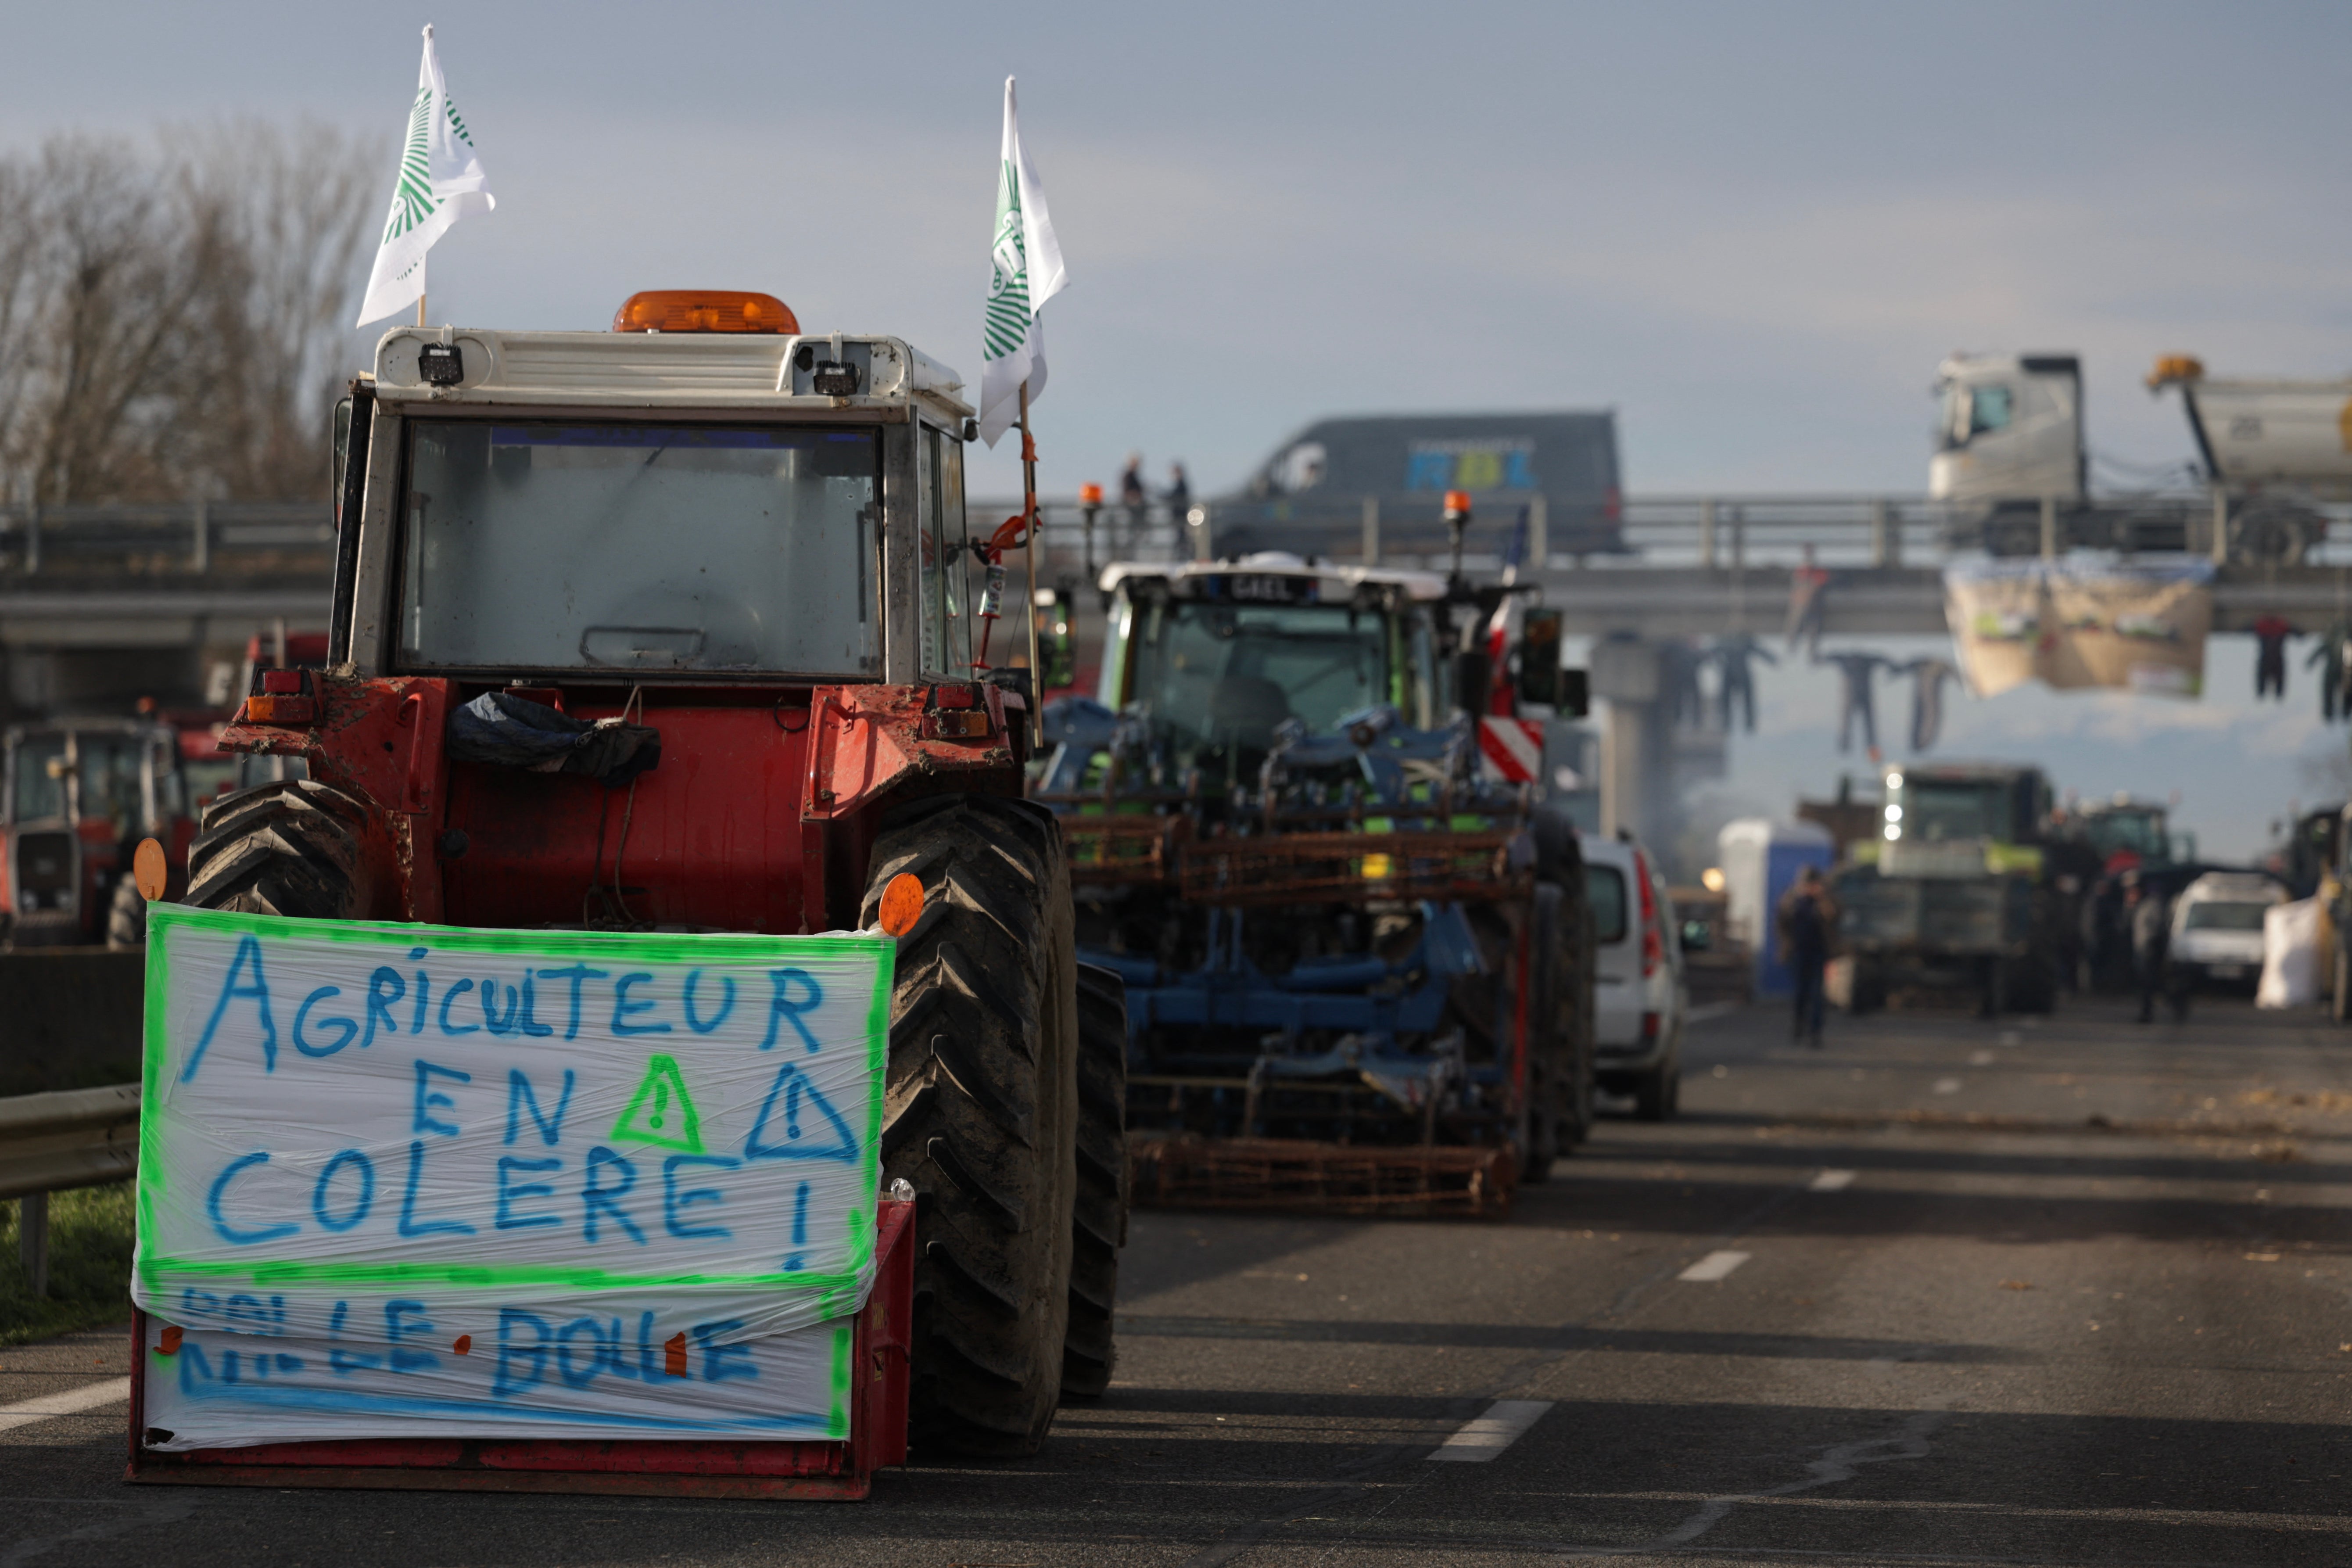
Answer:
[
  {"left": 355, "top": 24, "right": 495, "bottom": 328},
  {"left": 977, "top": 77, "right": 1067, "bottom": 447}
]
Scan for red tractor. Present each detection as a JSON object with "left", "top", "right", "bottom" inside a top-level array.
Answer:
[
  {"left": 2, "top": 718, "right": 195, "bottom": 948},
  {"left": 193, "top": 291, "right": 1125, "bottom": 1457}
]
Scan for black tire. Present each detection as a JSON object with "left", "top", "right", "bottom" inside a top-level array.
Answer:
[
  {"left": 104, "top": 874, "right": 146, "bottom": 949},
  {"left": 1063, "top": 962, "right": 1129, "bottom": 1399},
  {"left": 1850, "top": 957, "right": 1888, "bottom": 1015},
  {"left": 862, "top": 793, "right": 1078, "bottom": 1457},
  {"left": 183, "top": 780, "right": 371, "bottom": 919},
  {"left": 1632, "top": 1058, "right": 1676, "bottom": 1122}
]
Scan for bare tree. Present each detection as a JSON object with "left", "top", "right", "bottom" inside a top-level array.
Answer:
[{"left": 0, "top": 122, "right": 374, "bottom": 507}]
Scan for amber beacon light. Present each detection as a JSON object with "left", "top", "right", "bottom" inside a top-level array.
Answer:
[{"left": 611, "top": 290, "right": 800, "bottom": 334}]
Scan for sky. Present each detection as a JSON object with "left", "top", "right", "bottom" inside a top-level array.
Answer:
[{"left": 7, "top": 0, "right": 2347, "bottom": 858}]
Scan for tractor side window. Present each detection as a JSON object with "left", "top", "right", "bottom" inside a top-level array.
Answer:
[
  {"left": 152, "top": 737, "right": 186, "bottom": 822},
  {"left": 916, "top": 426, "right": 974, "bottom": 678},
  {"left": 79, "top": 734, "right": 143, "bottom": 836},
  {"left": 12, "top": 736, "right": 67, "bottom": 822},
  {"left": 939, "top": 434, "right": 971, "bottom": 672},
  {"left": 917, "top": 429, "right": 942, "bottom": 674},
  {"left": 398, "top": 422, "right": 882, "bottom": 676}
]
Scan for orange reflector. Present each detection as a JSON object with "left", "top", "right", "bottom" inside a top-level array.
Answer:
[
  {"left": 1443, "top": 489, "right": 1473, "bottom": 515},
  {"left": 878, "top": 872, "right": 925, "bottom": 936},
  {"left": 1078, "top": 482, "right": 1104, "bottom": 505},
  {"left": 611, "top": 289, "right": 799, "bottom": 334},
  {"left": 133, "top": 837, "right": 168, "bottom": 901}
]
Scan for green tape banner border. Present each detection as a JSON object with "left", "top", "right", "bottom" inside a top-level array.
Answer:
[{"left": 136, "top": 903, "right": 893, "bottom": 1302}]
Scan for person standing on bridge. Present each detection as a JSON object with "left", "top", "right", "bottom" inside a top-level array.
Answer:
[{"left": 1778, "top": 865, "right": 1837, "bottom": 1048}]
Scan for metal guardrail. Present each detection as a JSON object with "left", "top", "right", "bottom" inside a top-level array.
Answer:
[
  {"left": 0, "top": 501, "right": 332, "bottom": 578},
  {"left": 979, "top": 492, "right": 2352, "bottom": 581},
  {"left": 1, "top": 1082, "right": 140, "bottom": 1298}
]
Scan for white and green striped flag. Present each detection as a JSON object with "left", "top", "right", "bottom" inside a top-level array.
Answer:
[
  {"left": 355, "top": 24, "right": 495, "bottom": 328},
  {"left": 977, "top": 77, "right": 1066, "bottom": 447}
]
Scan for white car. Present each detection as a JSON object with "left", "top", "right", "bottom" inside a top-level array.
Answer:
[
  {"left": 2168, "top": 872, "right": 2285, "bottom": 992},
  {"left": 1582, "top": 833, "right": 1688, "bottom": 1119}
]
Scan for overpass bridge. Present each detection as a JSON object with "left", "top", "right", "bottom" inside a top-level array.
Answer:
[{"left": 5, "top": 490, "right": 2343, "bottom": 850}]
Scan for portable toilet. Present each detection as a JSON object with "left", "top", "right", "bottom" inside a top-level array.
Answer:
[{"left": 1717, "top": 818, "right": 1836, "bottom": 997}]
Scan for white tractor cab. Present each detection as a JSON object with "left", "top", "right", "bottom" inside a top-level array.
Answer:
[
  {"left": 1582, "top": 832, "right": 1686, "bottom": 1119},
  {"left": 2168, "top": 872, "right": 2286, "bottom": 993}
]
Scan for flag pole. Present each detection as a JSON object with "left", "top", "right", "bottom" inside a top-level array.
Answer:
[
  {"left": 416, "top": 258, "right": 427, "bottom": 328},
  {"left": 1019, "top": 379, "right": 1044, "bottom": 749}
]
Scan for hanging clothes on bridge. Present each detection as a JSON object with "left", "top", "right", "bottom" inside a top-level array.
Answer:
[
  {"left": 1662, "top": 639, "right": 1710, "bottom": 728},
  {"left": 2308, "top": 617, "right": 2352, "bottom": 721},
  {"left": 2251, "top": 613, "right": 2295, "bottom": 701},
  {"left": 1786, "top": 545, "right": 1832, "bottom": 658},
  {"left": 1895, "top": 657, "right": 1960, "bottom": 752},
  {"left": 1710, "top": 633, "right": 1777, "bottom": 733},
  {"left": 1817, "top": 650, "right": 1891, "bottom": 754}
]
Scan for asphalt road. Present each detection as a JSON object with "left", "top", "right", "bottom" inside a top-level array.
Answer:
[{"left": 10, "top": 991, "right": 2352, "bottom": 1565}]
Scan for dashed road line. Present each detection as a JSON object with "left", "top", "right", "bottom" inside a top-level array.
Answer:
[
  {"left": 1678, "top": 1250, "right": 1752, "bottom": 1282},
  {"left": 0, "top": 1376, "right": 131, "bottom": 1434},
  {"left": 1426, "top": 1399, "right": 1553, "bottom": 1462},
  {"left": 1811, "top": 1168, "right": 1857, "bottom": 1191},
  {"left": 1933, "top": 1076, "right": 1963, "bottom": 1095}
]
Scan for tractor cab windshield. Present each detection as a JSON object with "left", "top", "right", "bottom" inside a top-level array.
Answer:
[
  {"left": 7, "top": 728, "right": 162, "bottom": 832},
  {"left": 1125, "top": 597, "right": 1431, "bottom": 771},
  {"left": 2081, "top": 807, "right": 2170, "bottom": 865},
  {"left": 396, "top": 420, "right": 886, "bottom": 678},
  {"left": 1893, "top": 777, "right": 2022, "bottom": 844}
]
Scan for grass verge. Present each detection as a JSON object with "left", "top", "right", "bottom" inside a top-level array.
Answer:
[{"left": 0, "top": 1182, "right": 134, "bottom": 1346}]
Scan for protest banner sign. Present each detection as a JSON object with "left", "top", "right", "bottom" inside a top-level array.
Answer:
[{"left": 133, "top": 904, "right": 889, "bottom": 1449}]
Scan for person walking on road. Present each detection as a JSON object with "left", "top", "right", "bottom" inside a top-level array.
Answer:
[
  {"left": 1778, "top": 865, "right": 1836, "bottom": 1048},
  {"left": 2127, "top": 872, "right": 2176, "bottom": 1023}
]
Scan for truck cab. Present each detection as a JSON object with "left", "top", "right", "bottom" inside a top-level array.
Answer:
[
  {"left": 1930, "top": 353, "right": 2086, "bottom": 514},
  {"left": 2, "top": 718, "right": 191, "bottom": 946}
]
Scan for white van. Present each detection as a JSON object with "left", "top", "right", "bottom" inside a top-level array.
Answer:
[
  {"left": 2169, "top": 871, "right": 2285, "bottom": 993},
  {"left": 1583, "top": 833, "right": 1688, "bottom": 1119}
]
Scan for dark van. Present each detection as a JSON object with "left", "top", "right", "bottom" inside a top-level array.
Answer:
[{"left": 1210, "top": 411, "right": 1623, "bottom": 560}]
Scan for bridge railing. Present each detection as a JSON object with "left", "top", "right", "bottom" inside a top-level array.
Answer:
[
  {"left": 0, "top": 501, "right": 333, "bottom": 578},
  {"left": 980, "top": 491, "right": 2352, "bottom": 580},
  {"left": 4, "top": 490, "right": 2344, "bottom": 586}
]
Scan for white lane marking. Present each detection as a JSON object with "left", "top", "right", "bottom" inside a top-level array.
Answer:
[
  {"left": 1678, "top": 1249, "right": 1752, "bottom": 1282},
  {"left": 1968, "top": 1050, "right": 1995, "bottom": 1066},
  {"left": 1427, "top": 1398, "right": 1553, "bottom": 1462},
  {"left": 1932, "top": 1077, "right": 1962, "bottom": 1095},
  {"left": 1686, "top": 1002, "right": 1740, "bottom": 1024},
  {"left": 1810, "top": 1169, "right": 1856, "bottom": 1191},
  {"left": 0, "top": 1375, "right": 132, "bottom": 1433}
]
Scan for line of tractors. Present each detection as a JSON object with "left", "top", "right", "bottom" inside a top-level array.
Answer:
[{"left": 0, "top": 292, "right": 1611, "bottom": 1464}]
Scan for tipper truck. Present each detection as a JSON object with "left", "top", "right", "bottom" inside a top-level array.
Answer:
[
  {"left": 1836, "top": 761, "right": 2088, "bottom": 1015},
  {"left": 1931, "top": 352, "right": 2345, "bottom": 562}
]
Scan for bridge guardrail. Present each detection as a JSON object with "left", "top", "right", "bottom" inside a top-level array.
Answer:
[{"left": 979, "top": 492, "right": 2352, "bottom": 580}]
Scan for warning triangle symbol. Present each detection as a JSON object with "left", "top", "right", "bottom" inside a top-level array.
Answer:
[
  {"left": 610, "top": 1054, "right": 705, "bottom": 1154},
  {"left": 743, "top": 1062, "right": 860, "bottom": 1164}
]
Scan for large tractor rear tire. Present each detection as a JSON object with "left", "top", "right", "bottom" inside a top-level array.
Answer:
[
  {"left": 862, "top": 793, "right": 1079, "bottom": 1457},
  {"left": 1063, "top": 962, "right": 1129, "bottom": 1399},
  {"left": 182, "top": 780, "right": 371, "bottom": 919}
]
